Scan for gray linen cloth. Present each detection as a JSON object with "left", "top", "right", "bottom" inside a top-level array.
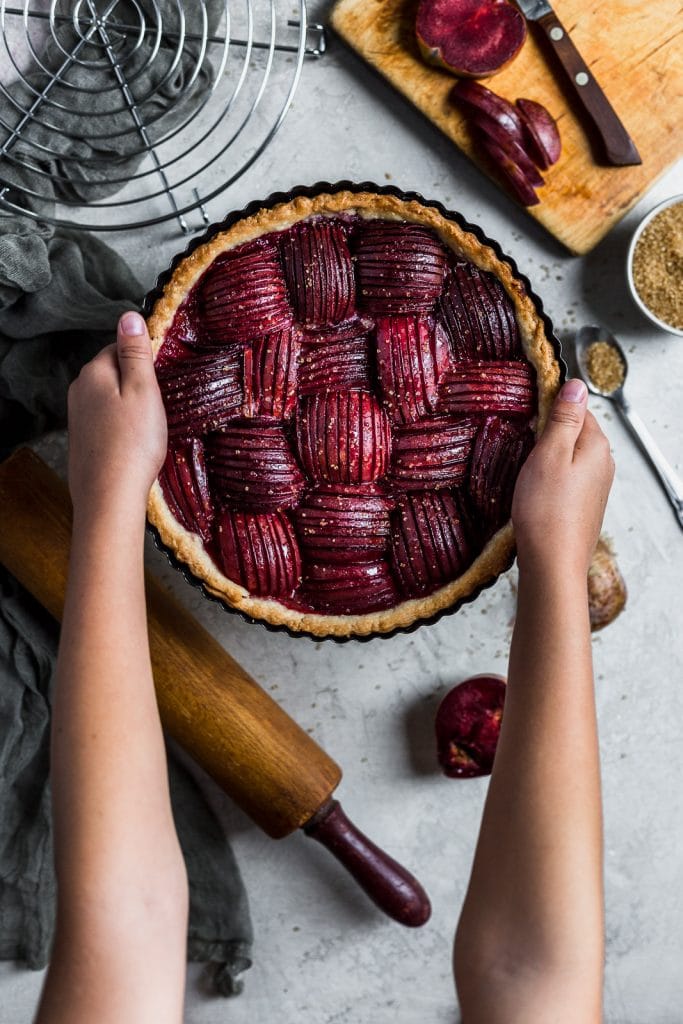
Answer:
[{"left": 0, "top": 1, "right": 253, "bottom": 996}]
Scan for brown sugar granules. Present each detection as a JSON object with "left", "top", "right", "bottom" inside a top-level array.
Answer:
[
  {"left": 632, "top": 202, "right": 683, "bottom": 330},
  {"left": 585, "top": 341, "right": 625, "bottom": 393}
]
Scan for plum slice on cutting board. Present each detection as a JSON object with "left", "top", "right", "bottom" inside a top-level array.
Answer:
[{"left": 416, "top": 0, "right": 527, "bottom": 79}]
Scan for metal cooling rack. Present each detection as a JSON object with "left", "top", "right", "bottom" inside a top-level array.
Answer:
[{"left": 0, "top": 1, "right": 326, "bottom": 234}]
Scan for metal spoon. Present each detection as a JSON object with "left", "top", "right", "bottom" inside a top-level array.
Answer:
[{"left": 575, "top": 325, "right": 683, "bottom": 530}]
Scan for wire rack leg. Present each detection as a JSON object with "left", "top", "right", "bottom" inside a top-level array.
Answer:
[{"left": 82, "top": 0, "right": 190, "bottom": 233}]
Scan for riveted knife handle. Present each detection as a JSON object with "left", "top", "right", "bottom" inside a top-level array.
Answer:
[{"left": 536, "top": 11, "right": 641, "bottom": 166}]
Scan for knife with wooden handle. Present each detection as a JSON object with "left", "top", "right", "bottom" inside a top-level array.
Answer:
[
  {"left": 517, "top": 0, "right": 641, "bottom": 166},
  {"left": 0, "top": 447, "right": 431, "bottom": 929}
]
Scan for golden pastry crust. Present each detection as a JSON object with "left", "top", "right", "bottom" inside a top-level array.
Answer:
[{"left": 147, "top": 189, "right": 561, "bottom": 638}]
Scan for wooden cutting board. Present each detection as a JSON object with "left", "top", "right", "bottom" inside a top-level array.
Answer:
[{"left": 330, "top": 0, "right": 683, "bottom": 254}]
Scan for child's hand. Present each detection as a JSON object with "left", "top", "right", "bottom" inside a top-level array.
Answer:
[
  {"left": 512, "top": 379, "right": 614, "bottom": 575},
  {"left": 67, "top": 312, "right": 167, "bottom": 516}
]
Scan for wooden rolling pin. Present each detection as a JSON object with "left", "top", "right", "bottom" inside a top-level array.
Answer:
[{"left": 0, "top": 447, "right": 430, "bottom": 927}]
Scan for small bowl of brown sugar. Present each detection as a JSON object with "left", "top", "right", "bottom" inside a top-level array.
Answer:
[{"left": 627, "top": 194, "right": 683, "bottom": 336}]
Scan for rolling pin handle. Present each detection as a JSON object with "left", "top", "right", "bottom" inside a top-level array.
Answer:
[{"left": 304, "top": 799, "right": 431, "bottom": 928}]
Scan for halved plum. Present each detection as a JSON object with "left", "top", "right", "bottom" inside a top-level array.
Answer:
[
  {"left": 440, "top": 262, "right": 522, "bottom": 360},
  {"left": 208, "top": 419, "right": 305, "bottom": 512},
  {"left": 390, "top": 416, "right": 477, "bottom": 490},
  {"left": 299, "top": 320, "right": 374, "bottom": 395},
  {"left": 294, "top": 486, "right": 393, "bottom": 563},
  {"left": 417, "top": 0, "right": 526, "bottom": 79},
  {"left": 157, "top": 350, "right": 243, "bottom": 440},
  {"left": 469, "top": 415, "right": 534, "bottom": 531},
  {"left": 435, "top": 674, "right": 506, "bottom": 777},
  {"left": 243, "top": 327, "right": 301, "bottom": 420},
  {"left": 159, "top": 439, "right": 214, "bottom": 543},
  {"left": 437, "top": 360, "right": 536, "bottom": 417},
  {"left": 215, "top": 509, "right": 302, "bottom": 598},
  {"left": 355, "top": 222, "right": 448, "bottom": 315},
  {"left": 390, "top": 490, "right": 472, "bottom": 596},
  {"left": 301, "top": 560, "right": 398, "bottom": 615},
  {"left": 375, "top": 315, "right": 450, "bottom": 423},
  {"left": 201, "top": 238, "right": 293, "bottom": 344},
  {"left": 281, "top": 219, "right": 356, "bottom": 327},
  {"left": 296, "top": 390, "right": 392, "bottom": 485}
]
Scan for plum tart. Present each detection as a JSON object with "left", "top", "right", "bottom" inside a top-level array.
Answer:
[{"left": 146, "top": 188, "right": 561, "bottom": 638}]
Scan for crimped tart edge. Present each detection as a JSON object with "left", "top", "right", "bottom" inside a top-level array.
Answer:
[{"left": 146, "top": 190, "right": 560, "bottom": 638}]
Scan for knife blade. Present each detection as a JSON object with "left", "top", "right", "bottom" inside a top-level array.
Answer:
[{"left": 516, "top": 0, "right": 641, "bottom": 166}]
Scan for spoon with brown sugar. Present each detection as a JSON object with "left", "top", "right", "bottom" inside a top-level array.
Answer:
[{"left": 575, "top": 325, "right": 683, "bottom": 530}]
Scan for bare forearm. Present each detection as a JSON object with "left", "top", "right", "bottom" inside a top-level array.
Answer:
[
  {"left": 455, "top": 563, "right": 603, "bottom": 1015},
  {"left": 52, "top": 501, "right": 183, "bottom": 895}
]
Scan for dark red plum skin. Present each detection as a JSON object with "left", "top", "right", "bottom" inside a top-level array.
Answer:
[{"left": 435, "top": 674, "right": 506, "bottom": 778}]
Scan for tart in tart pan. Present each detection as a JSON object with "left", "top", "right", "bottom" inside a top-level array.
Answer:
[{"left": 145, "top": 183, "right": 563, "bottom": 640}]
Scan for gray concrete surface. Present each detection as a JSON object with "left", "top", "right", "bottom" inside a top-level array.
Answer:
[{"left": 2, "top": 1, "right": 683, "bottom": 1020}]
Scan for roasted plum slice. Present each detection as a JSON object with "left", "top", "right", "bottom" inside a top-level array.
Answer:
[
  {"left": 295, "top": 486, "right": 393, "bottom": 563},
  {"left": 207, "top": 420, "right": 305, "bottom": 512},
  {"left": 201, "top": 238, "right": 293, "bottom": 344},
  {"left": 516, "top": 98, "right": 562, "bottom": 169},
  {"left": 301, "top": 560, "right": 398, "bottom": 615},
  {"left": 215, "top": 509, "right": 302, "bottom": 598},
  {"left": 469, "top": 415, "right": 533, "bottom": 531},
  {"left": 281, "top": 219, "right": 356, "bottom": 327},
  {"left": 355, "top": 222, "right": 448, "bottom": 315},
  {"left": 437, "top": 360, "right": 536, "bottom": 417},
  {"left": 159, "top": 439, "right": 214, "bottom": 543},
  {"left": 299, "top": 320, "right": 374, "bottom": 395},
  {"left": 390, "top": 417, "right": 477, "bottom": 490},
  {"left": 296, "top": 390, "right": 391, "bottom": 484},
  {"left": 376, "top": 315, "right": 450, "bottom": 423},
  {"left": 440, "top": 262, "right": 521, "bottom": 360},
  {"left": 243, "top": 327, "right": 301, "bottom": 420},
  {"left": 435, "top": 675, "right": 506, "bottom": 778},
  {"left": 417, "top": 0, "right": 526, "bottom": 79},
  {"left": 390, "top": 490, "right": 472, "bottom": 596},
  {"left": 157, "top": 350, "right": 243, "bottom": 440}
]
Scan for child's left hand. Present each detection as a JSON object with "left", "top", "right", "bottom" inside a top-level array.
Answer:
[{"left": 67, "top": 311, "right": 167, "bottom": 517}]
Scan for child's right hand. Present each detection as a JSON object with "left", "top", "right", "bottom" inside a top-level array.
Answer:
[{"left": 512, "top": 378, "right": 615, "bottom": 575}]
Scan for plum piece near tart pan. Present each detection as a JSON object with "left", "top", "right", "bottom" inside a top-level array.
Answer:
[{"left": 145, "top": 187, "right": 562, "bottom": 640}]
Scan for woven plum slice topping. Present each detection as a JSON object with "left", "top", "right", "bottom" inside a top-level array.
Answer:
[
  {"left": 376, "top": 315, "right": 450, "bottom": 423},
  {"left": 390, "top": 417, "right": 477, "bottom": 490},
  {"left": 301, "top": 560, "right": 398, "bottom": 615},
  {"left": 157, "top": 350, "right": 243, "bottom": 440},
  {"left": 281, "top": 220, "right": 356, "bottom": 327},
  {"left": 215, "top": 509, "right": 302, "bottom": 597},
  {"left": 295, "top": 487, "right": 393, "bottom": 563},
  {"left": 437, "top": 360, "right": 535, "bottom": 417},
  {"left": 299, "top": 322, "right": 373, "bottom": 395},
  {"left": 355, "top": 222, "right": 448, "bottom": 315},
  {"left": 208, "top": 420, "right": 305, "bottom": 512},
  {"left": 390, "top": 490, "right": 472, "bottom": 596},
  {"left": 201, "top": 238, "right": 293, "bottom": 344},
  {"left": 243, "top": 328, "right": 301, "bottom": 420},
  {"left": 440, "top": 263, "right": 521, "bottom": 360},
  {"left": 159, "top": 439, "right": 213, "bottom": 543},
  {"left": 469, "top": 415, "right": 533, "bottom": 531},
  {"left": 296, "top": 391, "right": 391, "bottom": 484}
]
